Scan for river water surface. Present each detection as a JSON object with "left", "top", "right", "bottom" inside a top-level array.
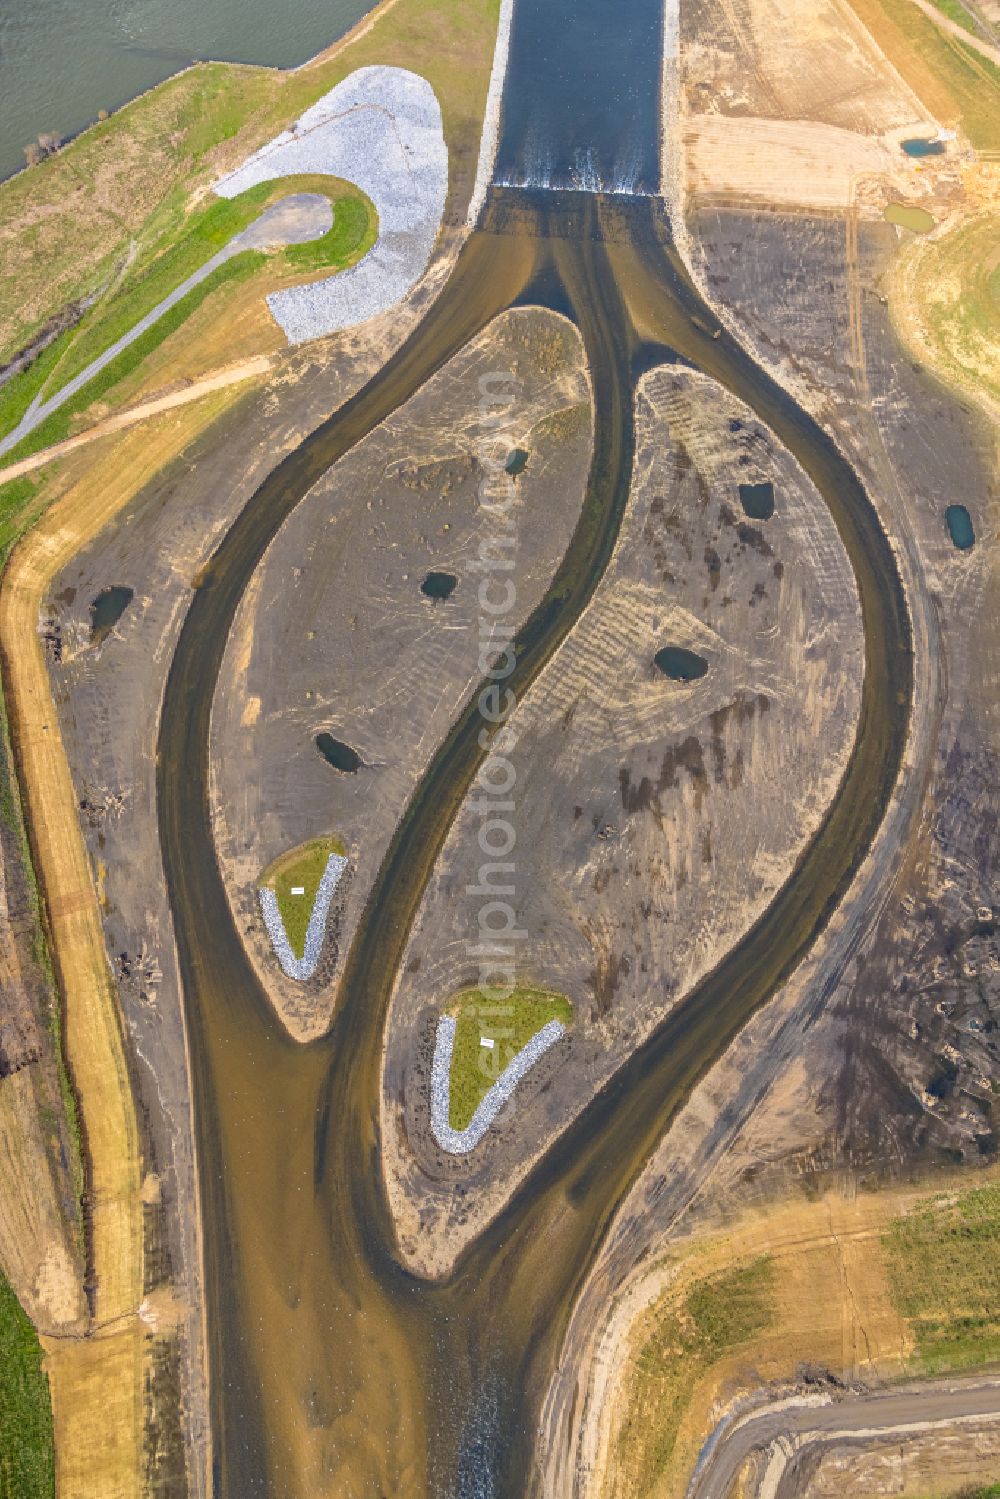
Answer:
[
  {"left": 0, "top": 0, "right": 371, "bottom": 181},
  {"left": 493, "top": 0, "right": 663, "bottom": 193}
]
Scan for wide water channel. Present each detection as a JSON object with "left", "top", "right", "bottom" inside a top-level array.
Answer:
[{"left": 154, "top": 4, "right": 912, "bottom": 1493}]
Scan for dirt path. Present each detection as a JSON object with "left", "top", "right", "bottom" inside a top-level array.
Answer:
[
  {"left": 0, "top": 385, "right": 256, "bottom": 1497},
  {"left": 907, "top": 0, "right": 1000, "bottom": 65},
  {"left": 689, "top": 1377, "right": 1000, "bottom": 1498},
  {"left": 1, "top": 506, "right": 145, "bottom": 1494},
  {"left": 0, "top": 355, "right": 271, "bottom": 485}
]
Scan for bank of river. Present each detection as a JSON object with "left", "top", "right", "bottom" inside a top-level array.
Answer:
[{"left": 0, "top": 0, "right": 372, "bottom": 181}]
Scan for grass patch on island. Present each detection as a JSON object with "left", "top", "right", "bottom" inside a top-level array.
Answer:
[
  {"left": 884, "top": 1181, "right": 1000, "bottom": 1373},
  {"left": 259, "top": 836, "right": 347, "bottom": 961},
  {"left": 0, "top": 1268, "right": 55, "bottom": 1499},
  {"left": 447, "top": 986, "right": 572, "bottom": 1131}
]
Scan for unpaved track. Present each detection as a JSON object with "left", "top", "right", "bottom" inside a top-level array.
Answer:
[
  {"left": 689, "top": 1378, "right": 1000, "bottom": 1499},
  {"left": 907, "top": 0, "right": 1000, "bottom": 66},
  {"left": 0, "top": 508, "right": 144, "bottom": 1492},
  {"left": 0, "top": 388, "right": 253, "bottom": 1499},
  {"left": 0, "top": 356, "right": 271, "bottom": 484}
]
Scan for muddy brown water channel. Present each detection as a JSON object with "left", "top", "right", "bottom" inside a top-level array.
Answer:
[{"left": 155, "top": 190, "right": 911, "bottom": 1496}]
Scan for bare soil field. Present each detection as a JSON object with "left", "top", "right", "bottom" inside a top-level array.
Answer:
[
  {"left": 675, "top": 0, "right": 997, "bottom": 221},
  {"left": 684, "top": 117, "right": 915, "bottom": 209},
  {"left": 209, "top": 308, "right": 592, "bottom": 1040},
  {"left": 780, "top": 1419, "right": 1000, "bottom": 1498},
  {"left": 381, "top": 359, "right": 864, "bottom": 1275},
  {"left": 681, "top": 0, "right": 925, "bottom": 131}
]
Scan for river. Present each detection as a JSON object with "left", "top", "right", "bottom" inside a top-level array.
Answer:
[
  {"left": 151, "top": 2, "right": 911, "bottom": 1494},
  {"left": 0, "top": 0, "right": 371, "bottom": 182}
]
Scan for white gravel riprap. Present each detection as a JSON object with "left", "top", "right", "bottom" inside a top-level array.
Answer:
[
  {"left": 258, "top": 851, "right": 348, "bottom": 981},
  {"left": 467, "top": 0, "right": 515, "bottom": 225},
  {"left": 214, "top": 66, "right": 448, "bottom": 343},
  {"left": 430, "top": 1016, "right": 567, "bottom": 1154}
]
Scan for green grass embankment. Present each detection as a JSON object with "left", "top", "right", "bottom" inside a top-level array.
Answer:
[
  {"left": 0, "top": 1267, "right": 55, "bottom": 1499},
  {"left": 616, "top": 1257, "right": 776, "bottom": 1494},
  {"left": 884, "top": 1181, "right": 1000, "bottom": 1373},
  {"left": 0, "top": 178, "right": 376, "bottom": 467}
]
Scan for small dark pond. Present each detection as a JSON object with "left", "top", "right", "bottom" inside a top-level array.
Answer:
[
  {"left": 654, "top": 646, "right": 709, "bottom": 682},
  {"left": 315, "top": 733, "right": 362, "bottom": 773},
  {"left": 421, "top": 571, "right": 458, "bottom": 600},
  {"left": 738, "top": 481, "right": 775, "bottom": 521},
  {"left": 901, "top": 137, "right": 945, "bottom": 157},
  {"left": 945, "top": 504, "right": 975, "bottom": 551},
  {"left": 505, "top": 448, "right": 529, "bottom": 477},
  {"left": 89, "top": 585, "right": 134, "bottom": 646}
]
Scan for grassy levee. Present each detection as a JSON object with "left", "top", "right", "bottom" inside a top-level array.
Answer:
[
  {"left": 0, "top": 385, "right": 258, "bottom": 1497},
  {"left": 887, "top": 210, "right": 1000, "bottom": 420},
  {"left": 0, "top": 0, "right": 501, "bottom": 368},
  {"left": 0, "top": 1267, "right": 55, "bottom": 1499},
  {"left": 844, "top": 0, "right": 1000, "bottom": 148},
  {"left": 0, "top": 178, "right": 377, "bottom": 468},
  {"left": 884, "top": 1181, "right": 1000, "bottom": 1373},
  {"left": 617, "top": 1257, "right": 775, "bottom": 1495}
]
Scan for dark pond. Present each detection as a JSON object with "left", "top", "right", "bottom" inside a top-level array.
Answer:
[
  {"left": 654, "top": 646, "right": 709, "bottom": 681},
  {"left": 421, "top": 571, "right": 458, "bottom": 600},
  {"left": 945, "top": 504, "right": 975, "bottom": 550},
  {"left": 315, "top": 733, "right": 362, "bottom": 773},
  {"left": 493, "top": 0, "right": 663, "bottom": 194},
  {"left": 901, "top": 137, "right": 945, "bottom": 157},
  {"left": 505, "top": 448, "right": 529, "bottom": 476},
  {"left": 89, "top": 584, "right": 133, "bottom": 645},
  {"left": 738, "top": 481, "right": 775, "bottom": 521}
]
